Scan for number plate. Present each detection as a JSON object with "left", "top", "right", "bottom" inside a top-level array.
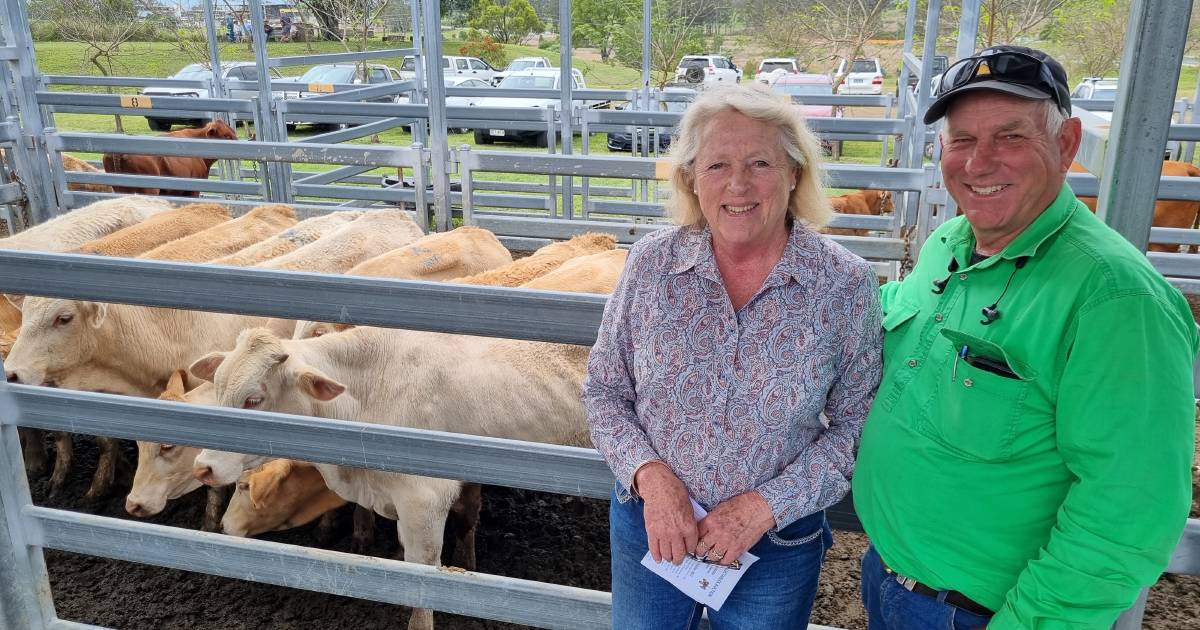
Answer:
[
  {"left": 489, "top": 129, "right": 506, "bottom": 136},
  {"left": 852, "top": 78, "right": 865, "bottom": 84},
  {"left": 120, "top": 95, "right": 152, "bottom": 109}
]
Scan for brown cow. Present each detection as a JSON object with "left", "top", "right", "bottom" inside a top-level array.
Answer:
[
  {"left": 1071, "top": 160, "right": 1200, "bottom": 252},
  {"left": 822, "top": 189, "right": 895, "bottom": 237},
  {"left": 102, "top": 120, "right": 239, "bottom": 197},
  {"left": 60, "top": 154, "right": 114, "bottom": 194}
]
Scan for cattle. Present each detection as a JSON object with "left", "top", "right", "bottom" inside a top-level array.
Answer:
[
  {"left": 348, "top": 226, "right": 513, "bottom": 282},
  {"left": 450, "top": 231, "right": 617, "bottom": 287},
  {"left": 0, "top": 196, "right": 171, "bottom": 253},
  {"left": 820, "top": 189, "right": 895, "bottom": 237},
  {"left": 1071, "top": 160, "right": 1200, "bottom": 252},
  {"left": 77, "top": 203, "right": 232, "bottom": 257},
  {"left": 102, "top": 120, "right": 239, "bottom": 197},
  {"left": 212, "top": 210, "right": 363, "bottom": 267},
  {"left": 140, "top": 203, "right": 296, "bottom": 262},
  {"left": 190, "top": 325, "right": 590, "bottom": 630},
  {"left": 60, "top": 153, "right": 114, "bottom": 194},
  {"left": 125, "top": 370, "right": 228, "bottom": 532},
  {"left": 520, "top": 249, "right": 628, "bottom": 295},
  {"left": 257, "top": 209, "right": 424, "bottom": 273}
]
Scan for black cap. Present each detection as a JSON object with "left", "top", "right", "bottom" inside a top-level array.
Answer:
[{"left": 924, "top": 45, "right": 1071, "bottom": 124}]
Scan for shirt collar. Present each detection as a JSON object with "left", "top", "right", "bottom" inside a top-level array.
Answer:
[
  {"left": 669, "top": 221, "right": 813, "bottom": 286},
  {"left": 941, "top": 183, "right": 1078, "bottom": 269}
]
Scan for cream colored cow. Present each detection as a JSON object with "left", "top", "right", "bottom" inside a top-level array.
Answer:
[
  {"left": 190, "top": 325, "right": 589, "bottom": 630},
  {"left": 212, "top": 210, "right": 362, "bottom": 267},
  {"left": 519, "top": 249, "right": 628, "bottom": 295},
  {"left": 140, "top": 204, "right": 296, "bottom": 261},
  {"left": 77, "top": 203, "right": 231, "bottom": 257},
  {"left": 257, "top": 209, "right": 423, "bottom": 273},
  {"left": 450, "top": 231, "right": 616, "bottom": 287},
  {"left": 0, "top": 196, "right": 170, "bottom": 252},
  {"left": 348, "top": 225, "right": 512, "bottom": 281}
]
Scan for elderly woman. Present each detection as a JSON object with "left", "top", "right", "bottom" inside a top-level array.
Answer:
[{"left": 584, "top": 83, "right": 882, "bottom": 627}]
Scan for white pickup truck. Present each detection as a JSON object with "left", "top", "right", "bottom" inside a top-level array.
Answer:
[
  {"left": 472, "top": 68, "right": 605, "bottom": 147},
  {"left": 490, "top": 56, "right": 552, "bottom": 86}
]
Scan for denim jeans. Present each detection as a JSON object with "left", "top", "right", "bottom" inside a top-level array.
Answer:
[
  {"left": 860, "top": 544, "right": 993, "bottom": 630},
  {"left": 609, "top": 483, "right": 832, "bottom": 630}
]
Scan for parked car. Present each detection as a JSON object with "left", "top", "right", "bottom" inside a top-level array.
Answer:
[
  {"left": 141, "top": 62, "right": 287, "bottom": 131},
  {"left": 491, "top": 56, "right": 552, "bottom": 86},
  {"left": 1071, "top": 77, "right": 1119, "bottom": 101},
  {"left": 399, "top": 55, "right": 497, "bottom": 83},
  {"left": 606, "top": 87, "right": 696, "bottom": 152},
  {"left": 674, "top": 54, "right": 741, "bottom": 86},
  {"left": 281, "top": 63, "right": 403, "bottom": 129},
  {"left": 834, "top": 57, "right": 884, "bottom": 95},
  {"left": 771, "top": 73, "right": 838, "bottom": 153},
  {"left": 755, "top": 58, "right": 800, "bottom": 84},
  {"left": 473, "top": 68, "right": 599, "bottom": 146},
  {"left": 397, "top": 76, "right": 493, "bottom": 133},
  {"left": 900, "top": 54, "right": 947, "bottom": 94}
]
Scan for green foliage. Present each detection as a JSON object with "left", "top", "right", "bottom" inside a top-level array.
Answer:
[
  {"left": 613, "top": 8, "right": 705, "bottom": 86},
  {"left": 468, "top": 0, "right": 546, "bottom": 44},
  {"left": 572, "top": 0, "right": 637, "bottom": 62},
  {"left": 458, "top": 35, "right": 506, "bottom": 67},
  {"left": 538, "top": 38, "right": 559, "bottom": 52}
]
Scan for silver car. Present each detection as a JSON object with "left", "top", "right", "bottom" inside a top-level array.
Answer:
[{"left": 141, "top": 62, "right": 285, "bottom": 131}]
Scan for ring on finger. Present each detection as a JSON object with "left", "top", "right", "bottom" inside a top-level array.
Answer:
[{"left": 707, "top": 551, "right": 724, "bottom": 561}]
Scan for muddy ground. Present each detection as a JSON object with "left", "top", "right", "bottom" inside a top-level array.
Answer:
[{"left": 24, "top": 423, "right": 1200, "bottom": 629}]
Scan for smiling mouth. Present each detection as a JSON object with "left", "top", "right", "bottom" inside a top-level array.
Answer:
[
  {"left": 723, "top": 203, "right": 758, "bottom": 214},
  {"left": 969, "top": 184, "right": 1009, "bottom": 196}
]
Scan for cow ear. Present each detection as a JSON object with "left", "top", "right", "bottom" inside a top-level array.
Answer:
[
  {"left": 189, "top": 352, "right": 226, "bottom": 382},
  {"left": 270, "top": 353, "right": 289, "bottom": 366},
  {"left": 297, "top": 368, "right": 346, "bottom": 402},
  {"left": 165, "top": 370, "right": 188, "bottom": 396},
  {"left": 248, "top": 465, "right": 288, "bottom": 510},
  {"left": 86, "top": 302, "right": 108, "bottom": 329},
  {"left": 4, "top": 294, "right": 23, "bottom": 309}
]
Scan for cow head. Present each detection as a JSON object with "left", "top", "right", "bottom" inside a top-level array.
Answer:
[
  {"left": 204, "top": 119, "right": 238, "bottom": 142},
  {"left": 4, "top": 297, "right": 109, "bottom": 388},
  {"left": 221, "top": 459, "right": 344, "bottom": 537},
  {"left": 126, "top": 370, "right": 210, "bottom": 517},
  {"left": 189, "top": 328, "right": 348, "bottom": 486}
]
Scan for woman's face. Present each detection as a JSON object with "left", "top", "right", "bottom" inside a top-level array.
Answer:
[{"left": 692, "top": 109, "right": 797, "bottom": 253}]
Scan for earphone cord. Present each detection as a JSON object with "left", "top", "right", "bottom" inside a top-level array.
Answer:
[{"left": 987, "top": 257, "right": 1029, "bottom": 310}]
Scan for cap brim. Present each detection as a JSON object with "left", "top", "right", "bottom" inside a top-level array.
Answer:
[{"left": 923, "top": 81, "right": 1052, "bottom": 125}]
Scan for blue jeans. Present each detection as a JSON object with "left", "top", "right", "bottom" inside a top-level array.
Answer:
[
  {"left": 860, "top": 545, "right": 992, "bottom": 630},
  {"left": 609, "top": 483, "right": 832, "bottom": 629}
]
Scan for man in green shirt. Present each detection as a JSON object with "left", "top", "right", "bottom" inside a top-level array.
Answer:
[{"left": 854, "top": 45, "right": 1197, "bottom": 629}]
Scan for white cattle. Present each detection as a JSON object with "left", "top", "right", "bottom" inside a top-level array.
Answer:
[
  {"left": 450, "top": 231, "right": 616, "bottom": 287},
  {"left": 190, "top": 326, "right": 589, "bottom": 630},
  {"left": 257, "top": 209, "right": 423, "bottom": 273},
  {"left": 347, "top": 225, "right": 512, "bottom": 281},
  {"left": 519, "top": 249, "right": 628, "bottom": 295},
  {"left": 212, "top": 210, "right": 362, "bottom": 267},
  {"left": 140, "top": 203, "right": 296, "bottom": 262},
  {"left": 0, "top": 196, "right": 171, "bottom": 253},
  {"left": 77, "top": 203, "right": 231, "bottom": 257}
]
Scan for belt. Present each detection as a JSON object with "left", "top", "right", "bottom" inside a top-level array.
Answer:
[{"left": 883, "top": 565, "right": 993, "bottom": 618}]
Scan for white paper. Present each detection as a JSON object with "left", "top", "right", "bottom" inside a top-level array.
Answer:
[{"left": 638, "top": 499, "right": 759, "bottom": 611}]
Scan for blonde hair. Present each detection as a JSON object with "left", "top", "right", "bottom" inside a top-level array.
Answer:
[{"left": 665, "top": 82, "right": 832, "bottom": 229}]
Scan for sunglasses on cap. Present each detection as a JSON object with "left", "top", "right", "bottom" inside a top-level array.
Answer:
[{"left": 936, "top": 50, "right": 1070, "bottom": 115}]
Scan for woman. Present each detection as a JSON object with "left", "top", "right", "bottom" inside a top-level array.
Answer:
[{"left": 584, "top": 82, "right": 882, "bottom": 628}]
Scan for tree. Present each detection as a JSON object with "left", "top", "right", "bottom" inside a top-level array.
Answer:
[
  {"left": 35, "top": 0, "right": 145, "bottom": 132},
  {"left": 1045, "top": 0, "right": 1129, "bottom": 78},
  {"left": 573, "top": 0, "right": 638, "bottom": 62},
  {"left": 977, "top": 0, "right": 1070, "bottom": 48},
  {"left": 469, "top": 0, "right": 546, "bottom": 45},
  {"left": 612, "top": 0, "right": 715, "bottom": 87},
  {"left": 294, "top": 0, "right": 391, "bottom": 45},
  {"left": 773, "top": 0, "right": 894, "bottom": 88}
]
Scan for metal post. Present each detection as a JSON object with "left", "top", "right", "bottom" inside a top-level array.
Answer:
[
  {"left": 0, "top": 355, "right": 55, "bottom": 629},
  {"left": 1096, "top": 0, "right": 1194, "bottom": 251},
  {"left": 909, "top": 0, "right": 942, "bottom": 171},
  {"left": 5, "top": 0, "right": 58, "bottom": 221},
  {"left": 408, "top": 0, "right": 429, "bottom": 204},
  {"left": 201, "top": 0, "right": 241, "bottom": 189},
  {"left": 956, "top": 0, "right": 981, "bottom": 61},
  {"left": 1112, "top": 588, "right": 1149, "bottom": 630},
  {"left": 558, "top": 0, "right": 573, "bottom": 219},
  {"left": 1186, "top": 75, "right": 1200, "bottom": 163},
  {"left": 248, "top": 0, "right": 289, "bottom": 203},
  {"left": 421, "top": 0, "right": 452, "bottom": 231}
]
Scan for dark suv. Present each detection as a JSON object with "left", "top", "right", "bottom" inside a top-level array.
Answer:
[{"left": 901, "top": 55, "right": 947, "bottom": 94}]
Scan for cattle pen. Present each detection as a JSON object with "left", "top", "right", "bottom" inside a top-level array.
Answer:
[{"left": 1, "top": 0, "right": 1199, "bottom": 629}]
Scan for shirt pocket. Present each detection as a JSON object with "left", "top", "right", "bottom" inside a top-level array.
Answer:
[
  {"left": 881, "top": 300, "right": 920, "bottom": 360},
  {"left": 921, "top": 328, "right": 1035, "bottom": 462}
]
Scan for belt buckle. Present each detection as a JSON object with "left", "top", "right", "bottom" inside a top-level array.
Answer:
[{"left": 895, "top": 574, "right": 918, "bottom": 591}]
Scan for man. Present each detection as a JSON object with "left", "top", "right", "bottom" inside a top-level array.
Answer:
[{"left": 854, "top": 45, "right": 1197, "bottom": 629}]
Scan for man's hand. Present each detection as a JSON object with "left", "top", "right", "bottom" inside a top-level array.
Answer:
[
  {"left": 634, "top": 462, "right": 698, "bottom": 565},
  {"left": 695, "top": 490, "right": 776, "bottom": 566}
]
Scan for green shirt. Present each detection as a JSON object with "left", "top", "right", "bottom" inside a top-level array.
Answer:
[{"left": 853, "top": 184, "right": 1198, "bottom": 628}]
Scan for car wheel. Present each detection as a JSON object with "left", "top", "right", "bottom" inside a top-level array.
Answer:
[
  {"left": 684, "top": 67, "right": 705, "bottom": 83},
  {"left": 146, "top": 118, "right": 171, "bottom": 132},
  {"left": 533, "top": 131, "right": 549, "bottom": 148},
  {"left": 474, "top": 128, "right": 493, "bottom": 144}
]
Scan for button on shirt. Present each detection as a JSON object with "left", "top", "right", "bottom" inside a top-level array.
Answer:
[{"left": 584, "top": 222, "right": 882, "bottom": 528}]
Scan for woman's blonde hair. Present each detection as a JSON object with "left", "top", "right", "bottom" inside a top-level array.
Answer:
[{"left": 665, "top": 82, "right": 831, "bottom": 229}]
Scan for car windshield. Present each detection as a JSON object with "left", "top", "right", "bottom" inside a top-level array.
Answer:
[
  {"left": 850, "top": 60, "right": 877, "bottom": 73},
  {"left": 760, "top": 62, "right": 794, "bottom": 73},
  {"left": 299, "top": 66, "right": 355, "bottom": 83},
  {"left": 174, "top": 66, "right": 213, "bottom": 81},
  {"left": 509, "top": 60, "right": 539, "bottom": 71},
  {"left": 498, "top": 75, "right": 556, "bottom": 89},
  {"left": 401, "top": 57, "right": 416, "bottom": 72},
  {"left": 679, "top": 58, "right": 708, "bottom": 69},
  {"left": 661, "top": 100, "right": 691, "bottom": 112},
  {"left": 1092, "top": 86, "right": 1118, "bottom": 100},
  {"left": 773, "top": 83, "right": 830, "bottom": 96}
]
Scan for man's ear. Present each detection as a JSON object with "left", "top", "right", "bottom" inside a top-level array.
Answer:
[
  {"left": 189, "top": 352, "right": 227, "bottom": 382},
  {"left": 296, "top": 368, "right": 346, "bottom": 402},
  {"left": 1059, "top": 117, "right": 1083, "bottom": 173}
]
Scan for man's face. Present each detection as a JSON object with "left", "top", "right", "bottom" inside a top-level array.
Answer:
[{"left": 939, "top": 91, "right": 1081, "bottom": 253}]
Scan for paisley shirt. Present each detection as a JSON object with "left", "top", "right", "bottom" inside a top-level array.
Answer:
[{"left": 584, "top": 222, "right": 882, "bottom": 528}]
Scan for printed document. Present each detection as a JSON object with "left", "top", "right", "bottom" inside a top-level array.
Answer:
[{"left": 639, "top": 499, "right": 759, "bottom": 610}]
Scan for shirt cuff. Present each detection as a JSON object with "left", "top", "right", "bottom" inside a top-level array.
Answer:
[{"left": 628, "top": 458, "right": 664, "bottom": 498}]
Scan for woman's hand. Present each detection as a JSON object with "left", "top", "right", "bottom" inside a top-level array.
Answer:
[
  {"left": 634, "top": 462, "right": 698, "bottom": 565},
  {"left": 695, "top": 491, "right": 776, "bottom": 566}
]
